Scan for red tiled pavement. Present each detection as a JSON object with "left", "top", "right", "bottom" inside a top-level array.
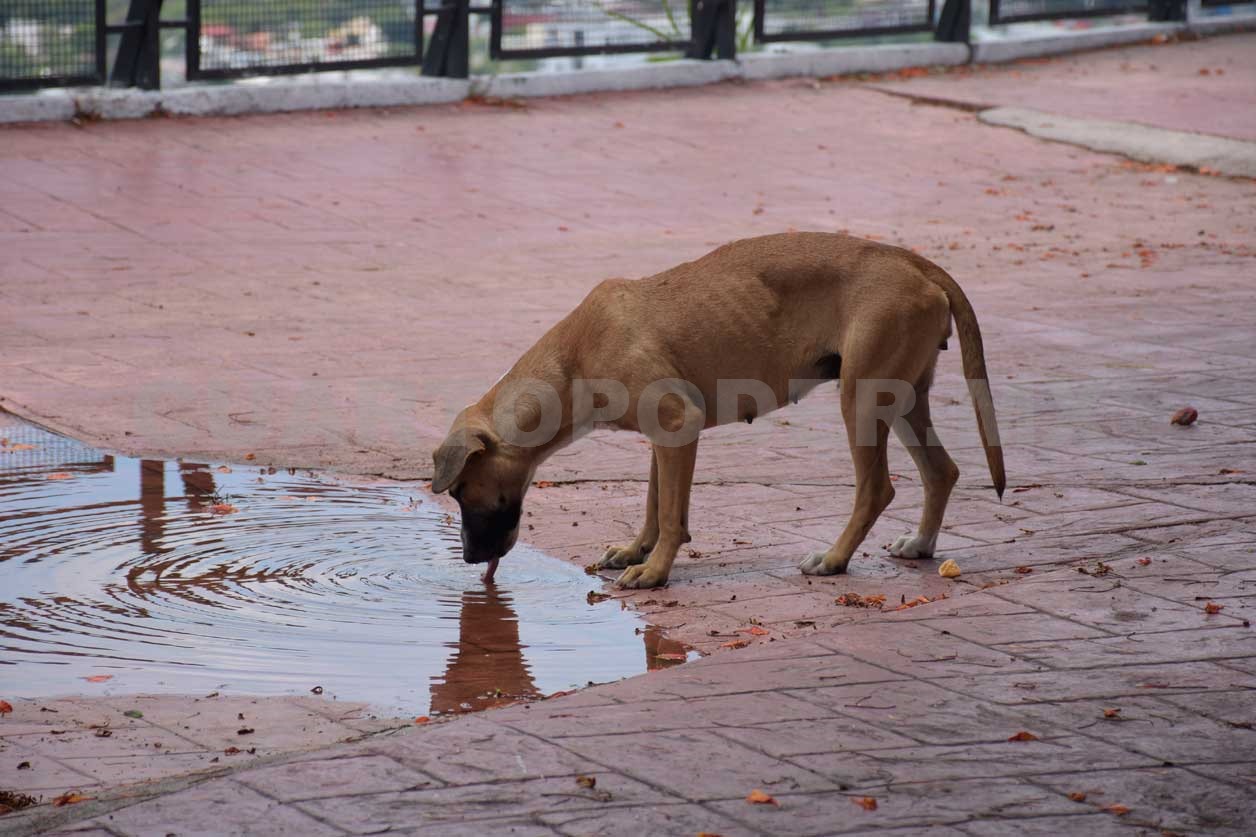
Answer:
[{"left": 2, "top": 32, "right": 1256, "bottom": 836}]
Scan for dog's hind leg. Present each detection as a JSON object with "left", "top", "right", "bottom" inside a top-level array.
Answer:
[
  {"left": 890, "top": 371, "right": 958, "bottom": 559},
  {"left": 597, "top": 451, "right": 659, "bottom": 570},
  {"left": 800, "top": 374, "right": 895, "bottom": 576},
  {"left": 615, "top": 440, "right": 697, "bottom": 589}
]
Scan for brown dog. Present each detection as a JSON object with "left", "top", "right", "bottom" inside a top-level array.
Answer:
[{"left": 431, "top": 232, "right": 1005, "bottom": 587}]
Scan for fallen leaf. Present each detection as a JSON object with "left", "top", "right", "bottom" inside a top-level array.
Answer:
[
  {"left": 534, "top": 480, "right": 556, "bottom": 488},
  {"left": 1137, "top": 557, "right": 1152, "bottom": 566},
  {"left": 576, "top": 775, "right": 597, "bottom": 789},
  {"left": 1068, "top": 791, "right": 1087, "bottom": 802},
  {"left": 741, "top": 626, "right": 770, "bottom": 636},
  {"left": 123, "top": 709, "right": 143, "bottom": 719},
  {"left": 1105, "top": 803, "right": 1131, "bottom": 816},
  {"left": 1015, "top": 566, "right": 1034, "bottom": 574},
  {"left": 1205, "top": 602, "right": 1224, "bottom": 615},
  {"left": 224, "top": 746, "right": 242, "bottom": 755},
  {"left": 210, "top": 503, "right": 238, "bottom": 515},
  {"left": 852, "top": 796, "right": 878, "bottom": 811},
  {"left": 46, "top": 472, "right": 73, "bottom": 480},
  {"left": 83, "top": 674, "right": 113, "bottom": 683},
  {"left": 938, "top": 558, "right": 961, "bottom": 578},
  {"left": 746, "top": 789, "right": 779, "bottom": 806},
  {"left": 51, "top": 792, "right": 94, "bottom": 807},
  {"left": 836, "top": 592, "right": 886, "bottom": 609},
  {"left": 1170, "top": 406, "right": 1198, "bottom": 426},
  {"left": 1103, "top": 708, "right": 1121, "bottom": 719},
  {"left": 587, "top": 591, "right": 611, "bottom": 605},
  {"left": 94, "top": 727, "right": 113, "bottom": 738},
  {"left": 216, "top": 465, "right": 232, "bottom": 474},
  {"left": 722, "top": 638, "right": 751, "bottom": 649},
  {"left": 237, "top": 727, "right": 255, "bottom": 735},
  {"left": 414, "top": 716, "right": 431, "bottom": 725},
  {"left": 583, "top": 563, "right": 600, "bottom": 575},
  {"left": 1008, "top": 731, "right": 1039, "bottom": 742},
  {"left": 0, "top": 700, "right": 12, "bottom": 715},
  {"left": 244, "top": 453, "right": 256, "bottom": 461},
  {"left": 1011, "top": 484, "right": 1042, "bottom": 493},
  {"left": 6, "top": 443, "right": 35, "bottom": 451},
  {"left": 1219, "top": 468, "right": 1244, "bottom": 475}
]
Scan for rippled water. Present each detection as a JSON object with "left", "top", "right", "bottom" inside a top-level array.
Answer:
[{"left": 0, "top": 415, "right": 688, "bottom": 716}]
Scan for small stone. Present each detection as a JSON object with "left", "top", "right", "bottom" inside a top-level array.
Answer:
[{"left": 938, "top": 558, "right": 961, "bottom": 578}]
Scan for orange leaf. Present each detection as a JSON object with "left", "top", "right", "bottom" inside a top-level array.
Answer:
[
  {"left": 1015, "top": 566, "right": 1034, "bottom": 574},
  {"left": 210, "top": 503, "right": 238, "bottom": 515},
  {"left": 1204, "top": 602, "right": 1224, "bottom": 615},
  {"left": 741, "top": 626, "right": 770, "bottom": 636},
  {"left": 1105, "top": 804, "right": 1131, "bottom": 816},
  {"left": 745, "top": 789, "right": 778, "bottom": 806},
  {"left": 1008, "top": 731, "right": 1038, "bottom": 742},
  {"left": 52, "top": 792, "right": 94, "bottom": 807},
  {"left": 414, "top": 716, "right": 431, "bottom": 725},
  {"left": 244, "top": 453, "right": 256, "bottom": 461},
  {"left": 1136, "top": 557, "right": 1152, "bottom": 566},
  {"left": 0, "top": 699, "right": 13, "bottom": 715},
  {"left": 82, "top": 674, "right": 113, "bottom": 683},
  {"left": 1103, "top": 708, "right": 1121, "bottom": 719},
  {"left": 722, "top": 638, "right": 751, "bottom": 649},
  {"left": 853, "top": 796, "right": 878, "bottom": 811},
  {"left": 46, "top": 472, "right": 73, "bottom": 480},
  {"left": 1068, "top": 791, "right": 1087, "bottom": 802},
  {"left": 534, "top": 480, "right": 556, "bottom": 488}
]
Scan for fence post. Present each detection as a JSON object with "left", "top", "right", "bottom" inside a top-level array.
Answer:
[
  {"left": 1148, "top": 0, "right": 1186, "bottom": 21},
  {"left": 423, "top": 0, "right": 471, "bottom": 78},
  {"left": 935, "top": 0, "right": 971, "bottom": 43},
  {"left": 111, "top": 0, "right": 165, "bottom": 89},
  {"left": 688, "top": 0, "right": 736, "bottom": 60}
]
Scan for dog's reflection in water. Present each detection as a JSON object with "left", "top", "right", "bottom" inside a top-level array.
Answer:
[
  {"left": 431, "top": 588, "right": 692, "bottom": 715},
  {"left": 430, "top": 584, "right": 541, "bottom": 714}
]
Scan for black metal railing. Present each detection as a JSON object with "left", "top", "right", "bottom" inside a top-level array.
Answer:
[
  {"left": 0, "top": 0, "right": 1216, "bottom": 89},
  {"left": 0, "top": 0, "right": 106, "bottom": 91}
]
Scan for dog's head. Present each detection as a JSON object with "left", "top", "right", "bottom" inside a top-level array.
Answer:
[{"left": 431, "top": 412, "right": 531, "bottom": 567}]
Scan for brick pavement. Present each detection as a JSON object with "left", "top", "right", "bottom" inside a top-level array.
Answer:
[{"left": 2, "top": 32, "right": 1256, "bottom": 835}]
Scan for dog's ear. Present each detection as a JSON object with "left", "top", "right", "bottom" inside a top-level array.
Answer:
[{"left": 431, "top": 430, "right": 488, "bottom": 494}]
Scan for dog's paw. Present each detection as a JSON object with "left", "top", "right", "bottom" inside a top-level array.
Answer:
[
  {"left": 597, "top": 543, "right": 648, "bottom": 570},
  {"left": 889, "top": 534, "right": 935, "bottom": 559},
  {"left": 614, "top": 564, "right": 668, "bottom": 589},
  {"left": 799, "top": 550, "right": 845, "bottom": 576}
]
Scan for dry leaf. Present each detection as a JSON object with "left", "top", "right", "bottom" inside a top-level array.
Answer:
[
  {"left": 1170, "top": 406, "right": 1198, "bottom": 426},
  {"left": 745, "top": 789, "right": 778, "bottom": 806},
  {"left": 1103, "top": 708, "right": 1121, "bottom": 719},
  {"left": 83, "top": 674, "right": 113, "bottom": 683},
  {"left": 414, "top": 716, "right": 431, "bottom": 725},
  {"left": 1014, "top": 566, "right": 1033, "bottom": 574},
  {"left": 210, "top": 503, "right": 238, "bottom": 515},
  {"left": 1205, "top": 602, "right": 1224, "bottom": 615},
  {"left": 7, "top": 443, "right": 36, "bottom": 451},
  {"left": 587, "top": 591, "right": 611, "bottom": 605},
  {"left": 46, "top": 472, "right": 73, "bottom": 480},
  {"left": 1008, "top": 731, "right": 1039, "bottom": 742},
  {"left": 742, "top": 626, "right": 770, "bottom": 636},
  {"left": 938, "top": 558, "right": 961, "bottom": 578},
  {"left": 1137, "top": 557, "right": 1152, "bottom": 566},
  {"left": 0, "top": 699, "right": 13, "bottom": 715},
  {"left": 722, "top": 638, "right": 751, "bottom": 650},
  {"left": 576, "top": 775, "right": 597, "bottom": 789},
  {"left": 51, "top": 792, "right": 94, "bottom": 807},
  {"left": 852, "top": 796, "right": 878, "bottom": 811},
  {"left": 1105, "top": 804, "right": 1131, "bottom": 816},
  {"left": 534, "top": 480, "right": 555, "bottom": 488},
  {"left": 244, "top": 453, "right": 256, "bottom": 461},
  {"left": 1068, "top": 791, "right": 1087, "bottom": 802}
]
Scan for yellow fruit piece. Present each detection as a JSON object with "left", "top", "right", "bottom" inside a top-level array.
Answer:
[{"left": 938, "top": 559, "right": 961, "bottom": 578}]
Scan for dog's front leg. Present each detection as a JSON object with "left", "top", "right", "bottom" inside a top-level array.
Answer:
[
  {"left": 597, "top": 451, "right": 659, "bottom": 570},
  {"left": 615, "top": 441, "right": 697, "bottom": 589}
]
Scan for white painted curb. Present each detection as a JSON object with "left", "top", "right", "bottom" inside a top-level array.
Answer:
[
  {"left": 980, "top": 106, "right": 1256, "bottom": 177},
  {"left": 740, "top": 42, "right": 970, "bottom": 80},
  {"left": 476, "top": 59, "right": 739, "bottom": 98}
]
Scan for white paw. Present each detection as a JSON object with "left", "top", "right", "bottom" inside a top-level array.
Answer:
[
  {"left": 889, "top": 534, "right": 935, "bottom": 559},
  {"left": 800, "top": 550, "right": 844, "bottom": 576}
]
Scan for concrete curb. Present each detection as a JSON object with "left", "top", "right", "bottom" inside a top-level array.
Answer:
[
  {"left": 1, "top": 19, "right": 1254, "bottom": 125},
  {"left": 979, "top": 105, "right": 1256, "bottom": 177}
]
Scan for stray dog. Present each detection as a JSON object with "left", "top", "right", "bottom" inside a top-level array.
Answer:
[{"left": 431, "top": 232, "right": 1005, "bottom": 587}]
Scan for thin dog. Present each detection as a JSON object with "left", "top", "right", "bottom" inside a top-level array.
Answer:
[{"left": 431, "top": 232, "right": 1005, "bottom": 587}]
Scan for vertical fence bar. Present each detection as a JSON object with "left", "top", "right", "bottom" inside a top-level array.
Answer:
[
  {"left": 936, "top": 0, "right": 971, "bottom": 41},
  {"left": 96, "top": 0, "right": 108, "bottom": 82},
  {"left": 110, "top": 0, "right": 164, "bottom": 89},
  {"left": 1148, "top": 0, "right": 1186, "bottom": 20},
  {"left": 423, "top": 0, "right": 470, "bottom": 77},
  {"left": 689, "top": 0, "right": 737, "bottom": 59}
]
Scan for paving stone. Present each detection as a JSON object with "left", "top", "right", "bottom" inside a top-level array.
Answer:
[
  {"left": 996, "top": 626, "right": 1256, "bottom": 670},
  {"left": 541, "top": 802, "right": 758, "bottom": 837},
  {"left": 294, "top": 775, "right": 667, "bottom": 834},
  {"left": 236, "top": 754, "right": 438, "bottom": 802},
  {"left": 1029, "top": 767, "right": 1256, "bottom": 836},
  {"left": 93, "top": 779, "right": 343, "bottom": 836},
  {"left": 559, "top": 728, "right": 836, "bottom": 801},
  {"left": 810, "top": 621, "right": 1045, "bottom": 679},
  {"left": 956, "top": 813, "right": 1152, "bottom": 836}
]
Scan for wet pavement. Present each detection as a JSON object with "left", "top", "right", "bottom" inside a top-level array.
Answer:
[{"left": 1, "top": 415, "right": 687, "bottom": 718}]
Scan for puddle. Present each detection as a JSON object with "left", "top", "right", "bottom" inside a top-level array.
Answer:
[{"left": 0, "top": 415, "right": 692, "bottom": 716}]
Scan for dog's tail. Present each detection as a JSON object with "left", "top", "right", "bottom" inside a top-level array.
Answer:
[{"left": 924, "top": 266, "right": 1006, "bottom": 499}]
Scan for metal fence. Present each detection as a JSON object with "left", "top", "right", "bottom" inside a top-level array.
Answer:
[
  {"left": 188, "top": 0, "right": 423, "bottom": 79},
  {"left": 0, "top": 0, "right": 105, "bottom": 91},
  {"left": 756, "top": 0, "right": 934, "bottom": 42},
  {"left": 989, "top": 0, "right": 1147, "bottom": 24},
  {"left": 0, "top": 415, "right": 114, "bottom": 477},
  {"left": 0, "top": 0, "right": 1209, "bottom": 88}
]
